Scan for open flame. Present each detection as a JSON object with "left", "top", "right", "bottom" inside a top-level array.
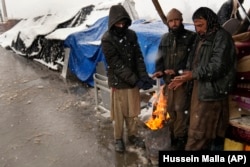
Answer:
[{"left": 145, "top": 86, "right": 170, "bottom": 130}]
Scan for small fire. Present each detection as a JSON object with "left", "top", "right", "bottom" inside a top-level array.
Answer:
[{"left": 145, "top": 86, "right": 170, "bottom": 130}]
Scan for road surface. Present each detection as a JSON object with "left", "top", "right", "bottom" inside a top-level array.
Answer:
[{"left": 0, "top": 47, "right": 150, "bottom": 167}]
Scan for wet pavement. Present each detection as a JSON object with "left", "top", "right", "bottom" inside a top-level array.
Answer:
[{"left": 0, "top": 47, "right": 152, "bottom": 167}]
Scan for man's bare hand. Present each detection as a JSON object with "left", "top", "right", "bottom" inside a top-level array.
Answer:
[
  {"left": 152, "top": 71, "right": 163, "bottom": 79},
  {"left": 168, "top": 71, "right": 192, "bottom": 90},
  {"left": 168, "top": 78, "right": 184, "bottom": 90},
  {"left": 164, "top": 69, "right": 175, "bottom": 75}
]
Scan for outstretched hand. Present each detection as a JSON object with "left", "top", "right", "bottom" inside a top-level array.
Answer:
[
  {"left": 164, "top": 69, "right": 175, "bottom": 75},
  {"left": 151, "top": 71, "right": 163, "bottom": 79},
  {"left": 168, "top": 78, "right": 184, "bottom": 90},
  {"left": 168, "top": 71, "right": 192, "bottom": 90}
]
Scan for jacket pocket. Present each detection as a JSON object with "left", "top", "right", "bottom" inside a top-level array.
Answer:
[{"left": 212, "top": 70, "right": 236, "bottom": 95}]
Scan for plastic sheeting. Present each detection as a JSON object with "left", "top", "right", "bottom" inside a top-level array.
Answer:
[
  {"left": 64, "top": 16, "right": 109, "bottom": 87},
  {"left": 64, "top": 16, "right": 195, "bottom": 86}
]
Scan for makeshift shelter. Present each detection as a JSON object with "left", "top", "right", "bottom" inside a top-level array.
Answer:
[{"left": 0, "top": 0, "right": 138, "bottom": 71}]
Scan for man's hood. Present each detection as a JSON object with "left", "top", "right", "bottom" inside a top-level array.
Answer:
[{"left": 108, "top": 5, "right": 132, "bottom": 30}]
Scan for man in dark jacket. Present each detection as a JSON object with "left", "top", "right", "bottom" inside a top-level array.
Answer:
[
  {"left": 152, "top": 8, "right": 196, "bottom": 150},
  {"left": 101, "top": 5, "right": 154, "bottom": 153},
  {"left": 169, "top": 7, "right": 237, "bottom": 151},
  {"left": 217, "top": 0, "right": 244, "bottom": 25}
]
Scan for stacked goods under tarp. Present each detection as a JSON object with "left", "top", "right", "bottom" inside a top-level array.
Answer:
[
  {"left": 226, "top": 30, "right": 250, "bottom": 149},
  {"left": 231, "top": 31, "right": 250, "bottom": 117}
]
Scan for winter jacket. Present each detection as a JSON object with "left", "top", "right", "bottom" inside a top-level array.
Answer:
[
  {"left": 217, "top": 0, "right": 243, "bottom": 25},
  {"left": 155, "top": 26, "right": 196, "bottom": 84},
  {"left": 101, "top": 5, "right": 148, "bottom": 89},
  {"left": 187, "top": 28, "right": 237, "bottom": 101}
]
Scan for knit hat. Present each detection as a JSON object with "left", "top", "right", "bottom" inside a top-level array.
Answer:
[{"left": 166, "top": 8, "right": 183, "bottom": 23}]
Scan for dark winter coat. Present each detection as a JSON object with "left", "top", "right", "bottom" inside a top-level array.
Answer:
[
  {"left": 187, "top": 27, "right": 237, "bottom": 101},
  {"left": 101, "top": 5, "right": 148, "bottom": 89},
  {"left": 217, "top": 0, "right": 243, "bottom": 25},
  {"left": 155, "top": 25, "right": 196, "bottom": 84}
]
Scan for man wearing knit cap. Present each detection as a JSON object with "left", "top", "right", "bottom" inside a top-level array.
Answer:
[
  {"left": 166, "top": 8, "right": 183, "bottom": 23},
  {"left": 169, "top": 7, "right": 237, "bottom": 151},
  {"left": 152, "top": 8, "right": 196, "bottom": 150}
]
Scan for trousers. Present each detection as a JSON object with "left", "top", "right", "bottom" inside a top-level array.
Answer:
[
  {"left": 185, "top": 81, "right": 229, "bottom": 150},
  {"left": 166, "top": 84, "right": 189, "bottom": 139},
  {"left": 111, "top": 87, "right": 141, "bottom": 140}
]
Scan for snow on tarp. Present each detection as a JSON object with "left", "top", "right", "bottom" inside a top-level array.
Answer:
[
  {"left": 64, "top": 16, "right": 195, "bottom": 86},
  {"left": 45, "top": 0, "right": 130, "bottom": 41},
  {"left": 0, "top": 0, "right": 130, "bottom": 70},
  {"left": 0, "top": 5, "right": 95, "bottom": 70},
  {"left": 0, "top": 0, "right": 137, "bottom": 72}
]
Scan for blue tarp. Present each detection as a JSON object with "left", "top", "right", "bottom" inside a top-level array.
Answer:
[
  {"left": 64, "top": 16, "right": 109, "bottom": 86},
  {"left": 64, "top": 16, "right": 194, "bottom": 86}
]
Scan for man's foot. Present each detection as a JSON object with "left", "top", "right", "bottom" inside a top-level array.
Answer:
[
  {"left": 171, "top": 137, "right": 187, "bottom": 150},
  {"left": 128, "top": 135, "right": 145, "bottom": 148},
  {"left": 115, "top": 139, "right": 125, "bottom": 153}
]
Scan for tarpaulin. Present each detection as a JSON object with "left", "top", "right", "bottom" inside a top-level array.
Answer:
[{"left": 64, "top": 16, "right": 109, "bottom": 86}]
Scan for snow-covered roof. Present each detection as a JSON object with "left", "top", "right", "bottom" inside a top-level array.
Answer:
[
  {"left": 0, "top": 0, "right": 140, "bottom": 48},
  {"left": 0, "top": 0, "right": 140, "bottom": 71}
]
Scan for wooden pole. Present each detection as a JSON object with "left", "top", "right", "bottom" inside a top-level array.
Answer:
[
  {"left": 151, "top": 0, "right": 167, "bottom": 25},
  {"left": 1, "top": 0, "right": 8, "bottom": 22},
  {"left": 237, "top": 0, "right": 250, "bottom": 23}
]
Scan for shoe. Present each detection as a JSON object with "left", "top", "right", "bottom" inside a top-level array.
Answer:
[
  {"left": 128, "top": 135, "right": 145, "bottom": 148},
  {"left": 115, "top": 139, "right": 125, "bottom": 153},
  {"left": 171, "top": 137, "right": 187, "bottom": 150}
]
